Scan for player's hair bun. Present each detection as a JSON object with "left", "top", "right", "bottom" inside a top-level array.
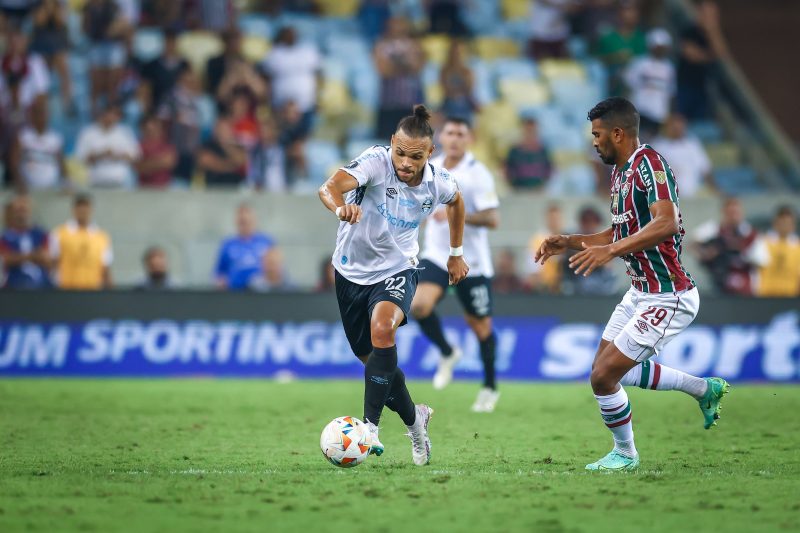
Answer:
[
  {"left": 413, "top": 104, "right": 432, "bottom": 122},
  {"left": 396, "top": 104, "right": 434, "bottom": 139}
]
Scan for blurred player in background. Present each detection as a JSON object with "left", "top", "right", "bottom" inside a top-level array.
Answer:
[
  {"left": 535, "top": 97, "right": 729, "bottom": 471},
  {"left": 411, "top": 117, "right": 501, "bottom": 412},
  {"left": 318, "top": 105, "right": 468, "bottom": 466}
]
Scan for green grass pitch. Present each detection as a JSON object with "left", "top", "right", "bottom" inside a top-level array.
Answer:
[{"left": 1, "top": 379, "right": 798, "bottom": 532}]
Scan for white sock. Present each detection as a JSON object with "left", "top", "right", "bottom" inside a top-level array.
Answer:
[
  {"left": 595, "top": 387, "right": 637, "bottom": 457},
  {"left": 621, "top": 361, "right": 708, "bottom": 399}
]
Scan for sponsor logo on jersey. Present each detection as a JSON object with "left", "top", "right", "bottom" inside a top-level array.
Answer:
[
  {"left": 421, "top": 197, "right": 433, "bottom": 214},
  {"left": 386, "top": 187, "right": 397, "bottom": 199},
  {"left": 345, "top": 160, "right": 359, "bottom": 169},
  {"left": 638, "top": 161, "right": 652, "bottom": 188},
  {"left": 377, "top": 203, "right": 419, "bottom": 229},
  {"left": 399, "top": 198, "right": 416, "bottom": 208},
  {"left": 654, "top": 171, "right": 667, "bottom": 184},
  {"left": 388, "top": 290, "right": 404, "bottom": 301},
  {"left": 611, "top": 211, "right": 634, "bottom": 224},
  {"left": 341, "top": 255, "right": 348, "bottom": 265}
]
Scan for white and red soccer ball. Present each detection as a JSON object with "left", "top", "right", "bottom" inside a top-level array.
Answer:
[{"left": 320, "top": 416, "right": 371, "bottom": 468}]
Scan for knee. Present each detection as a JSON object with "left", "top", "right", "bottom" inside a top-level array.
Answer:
[
  {"left": 370, "top": 319, "right": 396, "bottom": 348},
  {"left": 590, "top": 366, "right": 617, "bottom": 395}
]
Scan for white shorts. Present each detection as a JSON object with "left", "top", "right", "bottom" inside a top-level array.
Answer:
[{"left": 601, "top": 286, "right": 700, "bottom": 362}]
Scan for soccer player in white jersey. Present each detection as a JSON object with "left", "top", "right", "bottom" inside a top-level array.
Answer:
[
  {"left": 535, "top": 97, "right": 729, "bottom": 471},
  {"left": 318, "top": 105, "right": 469, "bottom": 466},
  {"left": 410, "top": 117, "right": 501, "bottom": 412}
]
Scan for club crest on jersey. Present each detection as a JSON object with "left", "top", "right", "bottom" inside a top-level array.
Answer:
[
  {"left": 386, "top": 187, "right": 398, "bottom": 199},
  {"left": 622, "top": 183, "right": 630, "bottom": 198},
  {"left": 421, "top": 197, "right": 433, "bottom": 213},
  {"left": 654, "top": 171, "right": 667, "bottom": 184}
]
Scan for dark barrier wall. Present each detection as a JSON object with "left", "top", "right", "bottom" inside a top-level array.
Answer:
[{"left": 1, "top": 292, "right": 798, "bottom": 381}]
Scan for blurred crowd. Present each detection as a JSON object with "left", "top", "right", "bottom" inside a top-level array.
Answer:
[
  {"left": 0, "top": 0, "right": 731, "bottom": 196},
  {"left": 3, "top": 192, "right": 798, "bottom": 297}
]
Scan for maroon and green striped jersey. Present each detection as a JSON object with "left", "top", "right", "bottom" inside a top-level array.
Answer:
[{"left": 609, "top": 144, "right": 695, "bottom": 293}]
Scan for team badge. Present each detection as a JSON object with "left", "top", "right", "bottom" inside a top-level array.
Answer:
[
  {"left": 386, "top": 187, "right": 398, "bottom": 199},
  {"left": 421, "top": 197, "right": 433, "bottom": 213},
  {"left": 654, "top": 171, "right": 667, "bottom": 184},
  {"left": 345, "top": 160, "right": 359, "bottom": 169},
  {"left": 622, "top": 183, "right": 630, "bottom": 198}
]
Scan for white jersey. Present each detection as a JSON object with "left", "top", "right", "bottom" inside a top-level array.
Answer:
[
  {"left": 423, "top": 152, "right": 499, "bottom": 278},
  {"left": 333, "top": 145, "right": 459, "bottom": 285}
]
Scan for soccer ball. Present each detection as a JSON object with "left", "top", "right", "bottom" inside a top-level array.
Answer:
[{"left": 320, "top": 416, "right": 371, "bottom": 468}]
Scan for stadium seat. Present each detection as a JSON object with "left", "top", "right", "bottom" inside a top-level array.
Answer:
[
  {"left": 474, "top": 37, "right": 520, "bottom": 61},
  {"left": 492, "top": 58, "right": 538, "bottom": 81},
  {"left": 65, "top": 157, "right": 88, "bottom": 187},
  {"left": 241, "top": 34, "right": 271, "bottom": 64},
  {"left": 304, "top": 140, "right": 343, "bottom": 184},
  {"left": 132, "top": 28, "right": 165, "bottom": 62},
  {"left": 549, "top": 79, "right": 602, "bottom": 124},
  {"left": 470, "top": 59, "right": 496, "bottom": 105},
  {"left": 548, "top": 164, "right": 596, "bottom": 196},
  {"left": 498, "top": 78, "right": 550, "bottom": 111},
  {"left": 424, "top": 83, "right": 444, "bottom": 108},
  {"left": 322, "top": 57, "right": 348, "bottom": 81},
  {"left": 714, "top": 167, "right": 762, "bottom": 195},
  {"left": 318, "top": 79, "right": 352, "bottom": 116},
  {"left": 688, "top": 121, "right": 724, "bottom": 143},
  {"left": 421, "top": 34, "right": 452, "bottom": 65},
  {"left": 349, "top": 68, "right": 380, "bottom": 109},
  {"left": 501, "top": 0, "right": 531, "bottom": 19},
  {"left": 539, "top": 59, "right": 587, "bottom": 83},
  {"left": 314, "top": 0, "right": 359, "bottom": 17},
  {"left": 567, "top": 37, "right": 590, "bottom": 60},
  {"left": 177, "top": 31, "right": 223, "bottom": 78},
  {"left": 238, "top": 13, "right": 273, "bottom": 39},
  {"left": 551, "top": 149, "right": 589, "bottom": 169},
  {"left": 462, "top": 1, "right": 501, "bottom": 35},
  {"left": 706, "top": 142, "right": 741, "bottom": 169}
]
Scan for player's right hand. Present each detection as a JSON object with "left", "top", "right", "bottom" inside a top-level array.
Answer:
[
  {"left": 336, "top": 204, "right": 362, "bottom": 224},
  {"left": 535, "top": 235, "right": 569, "bottom": 264}
]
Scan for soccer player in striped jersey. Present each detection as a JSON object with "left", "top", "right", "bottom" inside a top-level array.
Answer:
[{"left": 535, "top": 97, "right": 729, "bottom": 471}]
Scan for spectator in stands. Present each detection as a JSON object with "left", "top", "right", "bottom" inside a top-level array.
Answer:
[
  {"left": 17, "top": 96, "right": 66, "bottom": 191},
  {"left": 374, "top": 16, "right": 425, "bottom": 138},
  {"left": 677, "top": 0, "right": 728, "bottom": 120},
  {"left": 526, "top": 203, "right": 564, "bottom": 294},
  {"left": 215, "top": 56, "right": 268, "bottom": 110},
  {"left": 0, "top": 0, "right": 39, "bottom": 25},
  {"left": 693, "top": 197, "right": 768, "bottom": 296},
  {"left": 561, "top": 206, "right": 617, "bottom": 295},
  {"left": 157, "top": 65, "right": 202, "bottom": 183},
  {"left": 50, "top": 193, "right": 113, "bottom": 290},
  {"left": 261, "top": 26, "right": 320, "bottom": 131},
  {"left": 757, "top": 206, "right": 800, "bottom": 298},
  {"left": 493, "top": 248, "right": 525, "bottom": 294},
  {"left": 215, "top": 203, "right": 275, "bottom": 290},
  {"left": 247, "top": 117, "right": 287, "bottom": 192},
  {"left": 137, "top": 245, "right": 173, "bottom": 290},
  {"left": 0, "top": 195, "right": 51, "bottom": 289},
  {"left": 75, "top": 101, "right": 141, "bottom": 188},
  {"left": 29, "top": 0, "right": 72, "bottom": 113},
  {"left": 278, "top": 100, "right": 310, "bottom": 184},
  {"left": 184, "top": 0, "right": 237, "bottom": 32},
  {"left": 593, "top": 1, "right": 647, "bottom": 95},
  {"left": 315, "top": 257, "right": 335, "bottom": 292},
  {"left": 0, "top": 28, "right": 50, "bottom": 111},
  {"left": 83, "top": 0, "right": 130, "bottom": 114},
  {"left": 197, "top": 117, "right": 247, "bottom": 187},
  {"left": 136, "top": 114, "right": 177, "bottom": 188},
  {"left": 623, "top": 28, "right": 676, "bottom": 141},
  {"left": 358, "top": 0, "right": 391, "bottom": 43},
  {"left": 504, "top": 117, "right": 552, "bottom": 190},
  {"left": 528, "top": 0, "right": 573, "bottom": 60},
  {"left": 206, "top": 28, "right": 244, "bottom": 98},
  {"left": 140, "top": 28, "right": 188, "bottom": 111},
  {"left": 427, "top": 0, "right": 469, "bottom": 37},
  {"left": 651, "top": 113, "right": 712, "bottom": 197},
  {"left": 249, "top": 247, "right": 293, "bottom": 291},
  {"left": 439, "top": 40, "right": 477, "bottom": 123},
  {"left": 227, "top": 89, "right": 260, "bottom": 150}
]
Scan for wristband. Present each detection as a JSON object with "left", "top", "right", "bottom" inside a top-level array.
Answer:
[
  {"left": 335, "top": 206, "right": 344, "bottom": 218},
  {"left": 449, "top": 246, "right": 463, "bottom": 257}
]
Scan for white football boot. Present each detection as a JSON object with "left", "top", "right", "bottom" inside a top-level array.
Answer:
[
  {"left": 471, "top": 388, "right": 500, "bottom": 413},
  {"left": 432, "top": 347, "right": 462, "bottom": 390},
  {"left": 365, "top": 421, "right": 384, "bottom": 456},
  {"left": 406, "top": 404, "right": 433, "bottom": 465}
]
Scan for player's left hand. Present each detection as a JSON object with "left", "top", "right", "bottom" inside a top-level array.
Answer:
[
  {"left": 569, "top": 243, "right": 615, "bottom": 277},
  {"left": 447, "top": 255, "right": 469, "bottom": 285}
]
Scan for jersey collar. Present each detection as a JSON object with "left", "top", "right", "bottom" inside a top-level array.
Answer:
[{"left": 615, "top": 144, "right": 649, "bottom": 174}]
